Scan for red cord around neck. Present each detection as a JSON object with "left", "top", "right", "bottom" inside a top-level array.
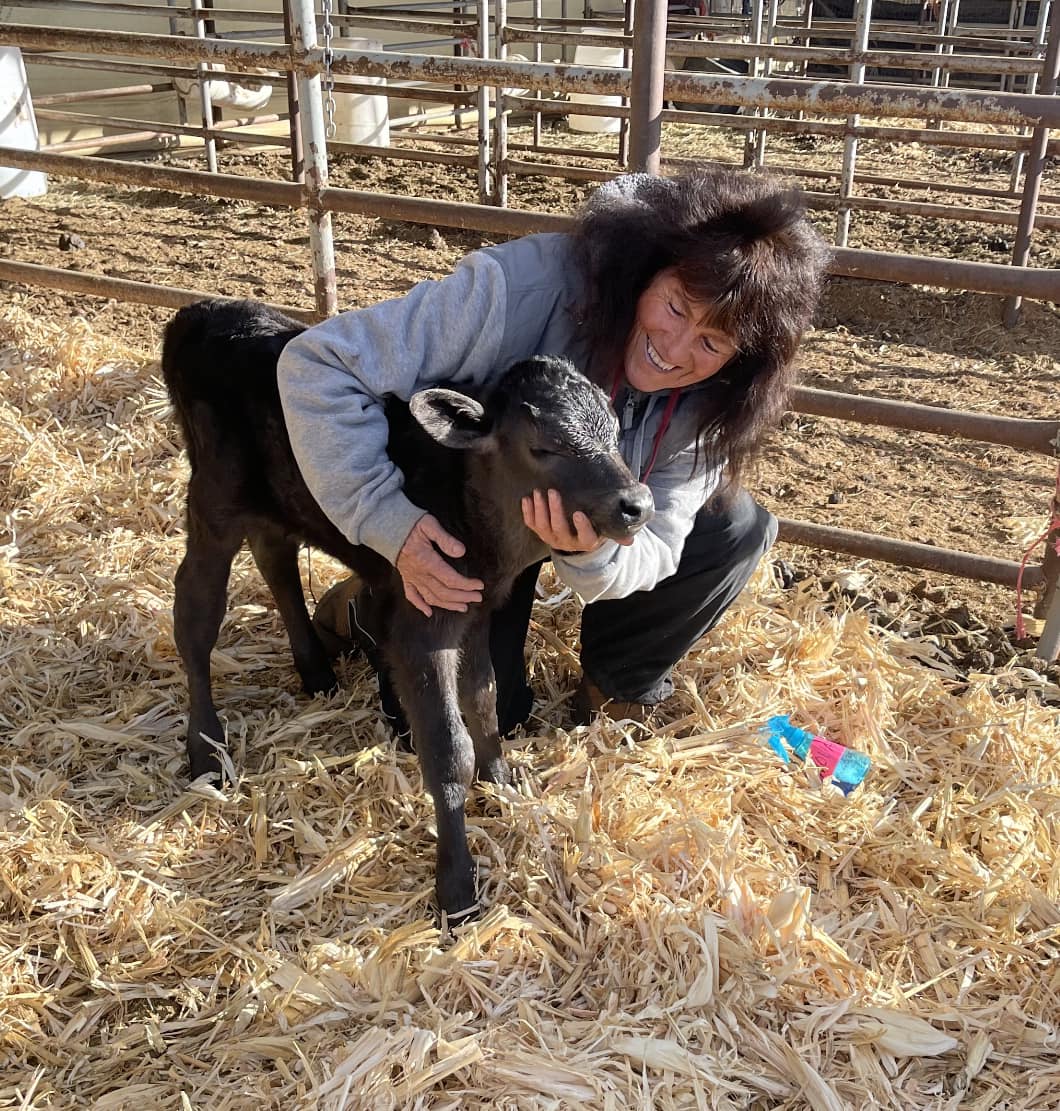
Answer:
[{"left": 610, "top": 368, "right": 682, "bottom": 481}]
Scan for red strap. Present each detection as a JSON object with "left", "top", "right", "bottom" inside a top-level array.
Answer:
[
  {"left": 642, "top": 387, "right": 682, "bottom": 481},
  {"left": 610, "top": 367, "right": 682, "bottom": 481}
]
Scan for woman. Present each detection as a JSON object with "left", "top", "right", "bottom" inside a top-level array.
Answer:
[{"left": 277, "top": 168, "right": 830, "bottom": 732}]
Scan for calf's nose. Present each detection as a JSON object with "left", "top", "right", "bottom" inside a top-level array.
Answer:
[{"left": 619, "top": 486, "right": 655, "bottom": 527}]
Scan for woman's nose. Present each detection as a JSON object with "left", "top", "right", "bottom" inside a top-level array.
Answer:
[{"left": 666, "top": 323, "right": 696, "bottom": 365}]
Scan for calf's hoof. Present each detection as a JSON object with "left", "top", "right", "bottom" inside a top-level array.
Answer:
[
  {"left": 478, "top": 755, "right": 511, "bottom": 786},
  {"left": 186, "top": 713, "right": 231, "bottom": 783},
  {"left": 436, "top": 858, "right": 478, "bottom": 923},
  {"left": 187, "top": 741, "right": 226, "bottom": 784},
  {"left": 299, "top": 662, "right": 339, "bottom": 698}
]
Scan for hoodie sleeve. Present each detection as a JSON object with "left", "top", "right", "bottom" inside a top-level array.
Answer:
[
  {"left": 276, "top": 251, "right": 507, "bottom": 565},
  {"left": 550, "top": 445, "right": 721, "bottom": 603}
]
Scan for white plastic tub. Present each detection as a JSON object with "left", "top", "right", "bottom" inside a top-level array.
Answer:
[
  {"left": 568, "top": 35, "right": 625, "bottom": 135},
  {"left": 1, "top": 48, "right": 47, "bottom": 200},
  {"left": 331, "top": 38, "right": 390, "bottom": 147}
]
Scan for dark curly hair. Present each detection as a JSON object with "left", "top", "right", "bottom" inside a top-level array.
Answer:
[{"left": 572, "top": 168, "right": 831, "bottom": 492}]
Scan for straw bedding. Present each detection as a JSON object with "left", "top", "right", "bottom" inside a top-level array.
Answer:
[{"left": 1, "top": 303, "right": 1058, "bottom": 1110}]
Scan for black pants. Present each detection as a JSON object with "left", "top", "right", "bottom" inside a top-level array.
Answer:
[{"left": 379, "top": 490, "right": 777, "bottom": 734}]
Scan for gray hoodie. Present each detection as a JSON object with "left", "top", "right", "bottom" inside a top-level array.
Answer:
[{"left": 276, "top": 231, "right": 721, "bottom": 604}]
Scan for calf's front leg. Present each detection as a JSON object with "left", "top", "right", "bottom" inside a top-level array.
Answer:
[{"left": 388, "top": 641, "right": 477, "bottom": 919}]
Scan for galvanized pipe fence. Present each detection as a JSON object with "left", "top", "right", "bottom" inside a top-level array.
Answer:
[{"left": 1, "top": 0, "right": 1058, "bottom": 657}]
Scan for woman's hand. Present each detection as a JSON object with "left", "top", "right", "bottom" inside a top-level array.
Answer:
[
  {"left": 521, "top": 489, "right": 633, "bottom": 552},
  {"left": 396, "top": 514, "right": 484, "bottom": 617}
]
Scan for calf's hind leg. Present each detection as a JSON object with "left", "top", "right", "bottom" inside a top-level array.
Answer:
[
  {"left": 459, "top": 624, "right": 512, "bottom": 787},
  {"left": 247, "top": 524, "right": 337, "bottom": 697},
  {"left": 174, "top": 510, "right": 244, "bottom": 780}
]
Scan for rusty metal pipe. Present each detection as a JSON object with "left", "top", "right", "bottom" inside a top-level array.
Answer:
[
  {"left": 333, "top": 80, "right": 474, "bottom": 104},
  {"left": 628, "top": 0, "right": 667, "bottom": 174},
  {"left": 503, "top": 26, "right": 1046, "bottom": 75},
  {"left": 44, "top": 129, "right": 187, "bottom": 153},
  {"left": 507, "top": 13, "right": 1040, "bottom": 51},
  {"left": 776, "top": 518, "right": 1044, "bottom": 590},
  {"left": 0, "top": 258, "right": 316, "bottom": 321},
  {"left": 829, "top": 246, "right": 1059, "bottom": 299},
  {"left": 329, "top": 141, "right": 477, "bottom": 167},
  {"left": 503, "top": 92, "right": 1058, "bottom": 153},
  {"left": 7, "top": 26, "right": 1060, "bottom": 126},
  {"left": 0, "top": 145, "right": 304, "bottom": 203},
  {"left": 33, "top": 106, "right": 285, "bottom": 136},
  {"left": 318, "top": 184, "right": 570, "bottom": 234},
  {"left": 805, "top": 191, "right": 1060, "bottom": 230},
  {"left": 1, "top": 146, "right": 1056, "bottom": 301},
  {"left": 26, "top": 53, "right": 279, "bottom": 89},
  {"left": 790, "top": 387, "right": 1060, "bottom": 456},
  {"left": 34, "top": 82, "right": 171, "bottom": 105},
  {"left": 10, "top": 0, "right": 477, "bottom": 35}
]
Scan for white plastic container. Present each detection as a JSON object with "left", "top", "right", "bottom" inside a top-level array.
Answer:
[
  {"left": 331, "top": 38, "right": 390, "bottom": 147},
  {"left": 568, "top": 34, "right": 625, "bottom": 135},
  {"left": 0, "top": 47, "right": 47, "bottom": 200}
]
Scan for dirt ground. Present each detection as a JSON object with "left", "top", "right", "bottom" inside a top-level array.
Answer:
[{"left": 1, "top": 119, "right": 1058, "bottom": 682}]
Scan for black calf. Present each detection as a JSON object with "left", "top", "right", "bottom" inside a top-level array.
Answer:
[{"left": 162, "top": 299, "right": 652, "bottom": 917}]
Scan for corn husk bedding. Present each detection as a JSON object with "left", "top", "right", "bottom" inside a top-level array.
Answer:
[{"left": 1, "top": 304, "right": 1059, "bottom": 1111}]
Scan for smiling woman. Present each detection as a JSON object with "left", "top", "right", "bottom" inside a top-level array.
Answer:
[{"left": 281, "top": 168, "right": 831, "bottom": 771}]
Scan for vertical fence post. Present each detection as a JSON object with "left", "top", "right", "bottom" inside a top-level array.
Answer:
[
  {"left": 282, "top": 0, "right": 304, "bottom": 183},
  {"left": 1008, "top": 0, "right": 1051, "bottom": 195},
  {"left": 619, "top": 0, "right": 636, "bottom": 170},
  {"left": 190, "top": 0, "right": 218, "bottom": 173},
  {"left": 629, "top": 0, "right": 667, "bottom": 174},
  {"left": 925, "top": 0, "right": 950, "bottom": 123},
  {"left": 796, "top": 0, "right": 813, "bottom": 122},
  {"left": 289, "top": 0, "right": 337, "bottom": 318},
  {"left": 836, "top": 0, "right": 872, "bottom": 247},
  {"left": 743, "top": 0, "right": 764, "bottom": 168},
  {"left": 477, "top": 0, "right": 492, "bottom": 203},
  {"left": 493, "top": 0, "right": 508, "bottom": 206},
  {"left": 751, "top": 0, "right": 779, "bottom": 168},
  {"left": 1034, "top": 465, "right": 1060, "bottom": 662},
  {"left": 532, "top": 0, "right": 543, "bottom": 148},
  {"left": 166, "top": 0, "right": 188, "bottom": 127},
  {"left": 1003, "top": 0, "right": 1059, "bottom": 327},
  {"left": 930, "top": 0, "right": 960, "bottom": 129}
]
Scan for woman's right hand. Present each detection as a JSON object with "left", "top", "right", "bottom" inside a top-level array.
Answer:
[{"left": 396, "top": 514, "right": 485, "bottom": 617}]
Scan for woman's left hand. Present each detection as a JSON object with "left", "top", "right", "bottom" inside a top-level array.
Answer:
[{"left": 521, "top": 488, "right": 633, "bottom": 552}]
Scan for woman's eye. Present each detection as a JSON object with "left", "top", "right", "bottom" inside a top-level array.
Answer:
[
  {"left": 702, "top": 337, "right": 718, "bottom": 354},
  {"left": 667, "top": 300, "right": 683, "bottom": 317}
]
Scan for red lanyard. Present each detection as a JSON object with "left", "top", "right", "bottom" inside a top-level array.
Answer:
[{"left": 610, "top": 368, "right": 682, "bottom": 481}]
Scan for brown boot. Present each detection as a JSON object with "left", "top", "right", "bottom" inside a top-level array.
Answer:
[
  {"left": 571, "top": 675, "right": 658, "bottom": 727},
  {"left": 311, "top": 573, "right": 367, "bottom": 660}
]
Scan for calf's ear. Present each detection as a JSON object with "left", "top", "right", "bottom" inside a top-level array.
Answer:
[{"left": 410, "top": 389, "right": 495, "bottom": 450}]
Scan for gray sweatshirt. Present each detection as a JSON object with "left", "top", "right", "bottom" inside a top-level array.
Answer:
[{"left": 276, "top": 232, "right": 721, "bottom": 604}]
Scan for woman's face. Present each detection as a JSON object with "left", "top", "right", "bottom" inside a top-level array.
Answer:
[{"left": 623, "top": 267, "right": 738, "bottom": 392}]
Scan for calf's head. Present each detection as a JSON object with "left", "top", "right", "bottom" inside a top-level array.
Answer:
[{"left": 410, "top": 355, "right": 654, "bottom": 541}]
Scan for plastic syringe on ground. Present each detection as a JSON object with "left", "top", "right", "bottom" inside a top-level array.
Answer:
[{"left": 761, "top": 715, "right": 871, "bottom": 795}]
